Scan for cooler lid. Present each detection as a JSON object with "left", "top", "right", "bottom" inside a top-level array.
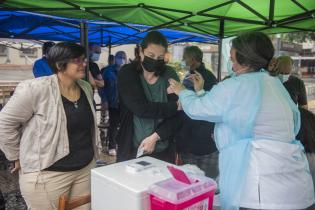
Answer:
[{"left": 92, "top": 157, "right": 173, "bottom": 198}]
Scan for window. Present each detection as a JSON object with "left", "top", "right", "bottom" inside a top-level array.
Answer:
[
  {"left": 0, "top": 45, "right": 8, "bottom": 56},
  {"left": 19, "top": 48, "right": 38, "bottom": 58}
]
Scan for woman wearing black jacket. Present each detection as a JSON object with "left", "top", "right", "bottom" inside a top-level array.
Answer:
[{"left": 117, "top": 31, "right": 180, "bottom": 162}]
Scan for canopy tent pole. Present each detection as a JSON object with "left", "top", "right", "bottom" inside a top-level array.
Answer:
[
  {"left": 80, "top": 20, "right": 89, "bottom": 81},
  {"left": 100, "top": 28, "right": 104, "bottom": 47},
  {"left": 108, "top": 35, "right": 112, "bottom": 55},
  {"left": 217, "top": 19, "right": 224, "bottom": 81}
]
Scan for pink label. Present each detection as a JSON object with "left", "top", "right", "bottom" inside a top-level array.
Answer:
[{"left": 183, "top": 198, "right": 208, "bottom": 210}]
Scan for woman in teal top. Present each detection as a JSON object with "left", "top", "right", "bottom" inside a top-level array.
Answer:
[
  {"left": 168, "top": 32, "right": 314, "bottom": 210},
  {"left": 133, "top": 65, "right": 179, "bottom": 155},
  {"left": 117, "top": 31, "right": 179, "bottom": 162}
]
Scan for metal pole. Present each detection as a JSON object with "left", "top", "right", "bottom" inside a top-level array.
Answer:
[
  {"left": 217, "top": 19, "right": 224, "bottom": 81},
  {"left": 80, "top": 20, "right": 89, "bottom": 81},
  {"left": 100, "top": 28, "right": 104, "bottom": 47},
  {"left": 275, "top": 34, "right": 281, "bottom": 57},
  {"left": 108, "top": 35, "right": 112, "bottom": 55}
]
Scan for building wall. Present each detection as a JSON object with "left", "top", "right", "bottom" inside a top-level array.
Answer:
[
  {"left": 0, "top": 44, "right": 138, "bottom": 68},
  {"left": 0, "top": 46, "right": 42, "bottom": 65}
]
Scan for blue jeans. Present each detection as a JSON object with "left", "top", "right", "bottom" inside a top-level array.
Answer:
[{"left": 181, "top": 151, "right": 219, "bottom": 179}]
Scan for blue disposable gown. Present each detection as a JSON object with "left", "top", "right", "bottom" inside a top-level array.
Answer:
[{"left": 178, "top": 70, "right": 314, "bottom": 210}]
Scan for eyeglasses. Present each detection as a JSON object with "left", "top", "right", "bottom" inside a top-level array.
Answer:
[{"left": 72, "top": 57, "right": 88, "bottom": 65}]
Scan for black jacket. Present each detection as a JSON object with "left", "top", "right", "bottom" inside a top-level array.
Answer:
[
  {"left": 116, "top": 62, "right": 178, "bottom": 161},
  {"left": 283, "top": 75, "right": 307, "bottom": 106},
  {"left": 156, "top": 64, "right": 218, "bottom": 155}
]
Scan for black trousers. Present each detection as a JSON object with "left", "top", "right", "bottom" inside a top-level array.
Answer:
[{"left": 108, "top": 108, "right": 120, "bottom": 149}]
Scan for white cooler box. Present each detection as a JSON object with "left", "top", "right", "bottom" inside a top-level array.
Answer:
[{"left": 91, "top": 157, "right": 173, "bottom": 210}]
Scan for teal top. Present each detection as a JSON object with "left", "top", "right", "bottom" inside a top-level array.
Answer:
[{"left": 133, "top": 66, "right": 179, "bottom": 153}]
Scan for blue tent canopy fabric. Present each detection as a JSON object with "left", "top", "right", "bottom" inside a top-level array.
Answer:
[{"left": 0, "top": 11, "right": 218, "bottom": 45}]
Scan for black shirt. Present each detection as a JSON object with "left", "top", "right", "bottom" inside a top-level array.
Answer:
[
  {"left": 46, "top": 88, "right": 94, "bottom": 171},
  {"left": 89, "top": 62, "right": 101, "bottom": 79},
  {"left": 283, "top": 75, "right": 307, "bottom": 106}
]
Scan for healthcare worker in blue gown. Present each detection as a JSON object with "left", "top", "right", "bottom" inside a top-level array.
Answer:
[{"left": 168, "top": 31, "right": 315, "bottom": 210}]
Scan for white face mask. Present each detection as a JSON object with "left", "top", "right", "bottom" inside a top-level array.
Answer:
[
  {"left": 280, "top": 74, "right": 290, "bottom": 83},
  {"left": 115, "top": 58, "right": 126, "bottom": 67},
  {"left": 90, "top": 53, "right": 100, "bottom": 62}
]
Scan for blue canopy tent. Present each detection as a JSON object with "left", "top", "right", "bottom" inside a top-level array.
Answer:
[
  {"left": 0, "top": 11, "right": 219, "bottom": 46},
  {"left": 0, "top": 10, "right": 219, "bottom": 80}
]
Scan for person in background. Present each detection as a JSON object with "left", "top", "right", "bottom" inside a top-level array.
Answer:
[
  {"left": 117, "top": 31, "right": 180, "bottom": 162},
  {"left": 108, "top": 54, "right": 115, "bottom": 66},
  {"left": 0, "top": 42, "right": 101, "bottom": 210},
  {"left": 168, "top": 31, "right": 314, "bottom": 210},
  {"left": 130, "top": 45, "right": 140, "bottom": 63},
  {"left": 98, "top": 54, "right": 116, "bottom": 127},
  {"left": 101, "top": 51, "right": 127, "bottom": 156},
  {"left": 296, "top": 107, "right": 315, "bottom": 197},
  {"left": 276, "top": 55, "right": 308, "bottom": 109},
  {"left": 88, "top": 43, "right": 105, "bottom": 89},
  {"left": 100, "top": 55, "right": 115, "bottom": 76},
  {"left": 145, "top": 46, "right": 218, "bottom": 179},
  {"left": 32, "top": 41, "right": 55, "bottom": 78}
]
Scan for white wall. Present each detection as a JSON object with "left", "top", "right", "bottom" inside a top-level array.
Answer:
[{"left": 0, "top": 47, "right": 41, "bottom": 65}]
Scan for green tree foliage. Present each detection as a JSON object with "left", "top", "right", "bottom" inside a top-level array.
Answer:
[{"left": 281, "top": 32, "right": 315, "bottom": 43}]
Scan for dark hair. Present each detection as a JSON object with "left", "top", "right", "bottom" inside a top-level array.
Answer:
[
  {"left": 134, "top": 45, "right": 140, "bottom": 61},
  {"left": 232, "top": 31, "right": 274, "bottom": 73},
  {"left": 184, "top": 46, "right": 203, "bottom": 62},
  {"left": 42, "top": 41, "right": 55, "bottom": 55},
  {"left": 108, "top": 54, "right": 115, "bottom": 64},
  {"left": 138, "top": 31, "right": 168, "bottom": 76},
  {"left": 141, "top": 31, "right": 168, "bottom": 50},
  {"left": 297, "top": 107, "right": 315, "bottom": 153},
  {"left": 47, "top": 42, "right": 86, "bottom": 74}
]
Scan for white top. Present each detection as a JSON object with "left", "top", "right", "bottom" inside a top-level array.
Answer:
[{"left": 241, "top": 76, "right": 315, "bottom": 209}]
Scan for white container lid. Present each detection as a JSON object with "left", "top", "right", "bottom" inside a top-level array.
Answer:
[
  {"left": 149, "top": 176, "right": 217, "bottom": 204},
  {"left": 92, "top": 157, "right": 173, "bottom": 198}
]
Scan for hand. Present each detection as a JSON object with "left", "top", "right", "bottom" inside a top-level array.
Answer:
[
  {"left": 10, "top": 160, "right": 21, "bottom": 173},
  {"left": 168, "top": 79, "right": 186, "bottom": 95},
  {"left": 139, "top": 132, "right": 160, "bottom": 155},
  {"left": 167, "top": 86, "right": 174, "bottom": 94},
  {"left": 189, "top": 71, "right": 204, "bottom": 92}
]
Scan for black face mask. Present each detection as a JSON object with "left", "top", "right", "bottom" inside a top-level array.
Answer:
[{"left": 142, "top": 56, "right": 165, "bottom": 73}]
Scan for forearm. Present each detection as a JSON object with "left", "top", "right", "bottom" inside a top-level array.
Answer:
[
  {"left": 88, "top": 72, "right": 97, "bottom": 88},
  {"left": 155, "top": 113, "right": 182, "bottom": 140},
  {"left": 95, "top": 79, "right": 105, "bottom": 88},
  {"left": 179, "top": 89, "right": 223, "bottom": 122}
]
